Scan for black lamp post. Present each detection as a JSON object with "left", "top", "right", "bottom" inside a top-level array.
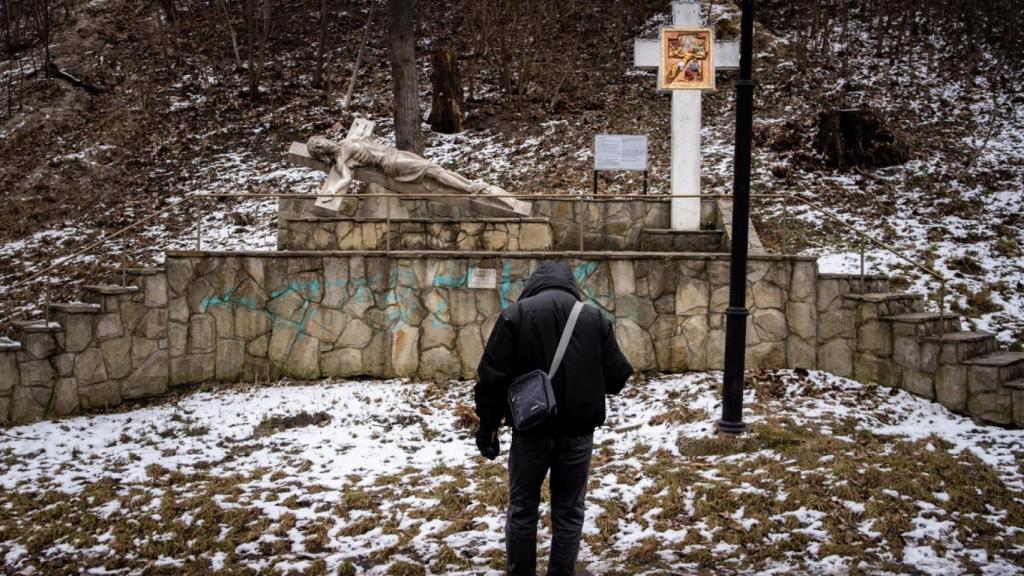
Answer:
[{"left": 719, "top": 0, "right": 755, "bottom": 435}]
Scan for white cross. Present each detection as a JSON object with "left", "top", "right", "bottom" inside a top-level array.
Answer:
[{"left": 634, "top": 0, "right": 739, "bottom": 231}]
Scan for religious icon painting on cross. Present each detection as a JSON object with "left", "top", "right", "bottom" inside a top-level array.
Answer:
[{"left": 658, "top": 27, "right": 716, "bottom": 91}]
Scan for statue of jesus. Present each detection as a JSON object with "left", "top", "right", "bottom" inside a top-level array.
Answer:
[{"left": 306, "top": 135, "right": 495, "bottom": 197}]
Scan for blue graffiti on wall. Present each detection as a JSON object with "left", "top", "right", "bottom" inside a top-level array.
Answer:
[{"left": 199, "top": 259, "right": 627, "bottom": 342}]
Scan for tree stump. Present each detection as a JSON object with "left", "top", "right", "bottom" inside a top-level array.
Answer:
[
  {"left": 815, "top": 109, "right": 908, "bottom": 169},
  {"left": 428, "top": 49, "right": 464, "bottom": 134}
]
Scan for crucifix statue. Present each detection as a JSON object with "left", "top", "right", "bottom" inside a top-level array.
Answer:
[
  {"left": 286, "top": 119, "right": 531, "bottom": 217},
  {"left": 634, "top": 0, "right": 740, "bottom": 231}
]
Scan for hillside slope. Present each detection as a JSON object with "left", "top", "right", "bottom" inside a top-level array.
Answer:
[{"left": 0, "top": 0, "right": 1020, "bottom": 346}]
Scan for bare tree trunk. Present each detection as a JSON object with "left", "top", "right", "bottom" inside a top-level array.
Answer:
[
  {"left": 151, "top": 1, "right": 170, "bottom": 61},
  {"left": 343, "top": 0, "right": 376, "bottom": 110},
  {"left": 1, "top": 0, "right": 11, "bottom": 59},
  {"left": 839, "top": 0, "right": 850, "bottom": 76},
  {"left": 312, "top": 0, "right": 328, "bottom": 88},
  {"left": 254, "top": 0, "right": 271, "bottom": 90},
  {"left": 138, "top": 68, "right": 152, "bottom": 117},
  {"left": 244, "top": 0, "right": 271, "bottom": 96},
  {"left": 158, "top": 0, "right": 177, "bottom": 24},
  {"left": 614, "top": 0, "right": 625, "bottom": 64},
  {"left": 41, "top": 0, "right": 50, "bottom": 75},
  {"left": 389, "top": 0, "right": 422, "bottom": 154},
  {"left": 218, "top": 0, "right": 241, "bottom": 69},
  {"left": 13, "top": 56, "right": 23, "bottom": 112},
  {"left": 2, "top": 0, "right": 13, "bottom": 117},
  {"left": 5, "top": 60, "right": 12, "bottom": 117},
  {"left": 31, "top": 0, "right": 51, "bottom": 78},
  {"left": 245, "top": 0, "right": 256, "bottom": 92}
]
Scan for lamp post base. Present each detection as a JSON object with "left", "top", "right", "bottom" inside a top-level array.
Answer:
[{"left": 717, "top": 419, "right": 747, "bottom": 435}]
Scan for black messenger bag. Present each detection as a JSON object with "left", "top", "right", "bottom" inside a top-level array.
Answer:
[{"left": 507, "top": 301, "right": 584, "bottom": 432}]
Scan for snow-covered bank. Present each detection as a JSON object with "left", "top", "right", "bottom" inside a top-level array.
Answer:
[{"left": 1, "top": 371, "right": 1022, "bottom": 574}]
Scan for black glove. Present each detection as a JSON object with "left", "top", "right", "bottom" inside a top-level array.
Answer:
[{"left": 475, "top": 428, "right": 500, "bottom": 460}]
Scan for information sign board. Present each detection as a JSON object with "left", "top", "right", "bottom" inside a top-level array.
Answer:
[{"left": 594, "top": 135, "right": 648, "bottom": 171}]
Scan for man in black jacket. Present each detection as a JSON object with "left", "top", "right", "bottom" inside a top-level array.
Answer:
[{"left": 475, "top": 261, "right": 633, "bottom": 576}]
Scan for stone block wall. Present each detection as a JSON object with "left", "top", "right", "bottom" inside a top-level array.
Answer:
[
  {"left": 640, "top": 229, "right": 727, "bottom": 252},
  {"left": 278, "top": 218, "right": 554, "bottom": 252},
  {"left": 815, "top": 274, "right": 892, "bottom": 378},
  {"left": 0, "top": 342, "right": 19, "bottom": 422},
  {"left": 2, "top": 251, "right": 1018, "bottom": 428},
  {"left": 0, "top": 273, "right": 169, "bottom": 425},
  {"left": 164, "top": 252, "right": 819, "bottom": 384},
  {"left": 278, "top": 196, "right": 719, "bottom": 252},
  {"left": 814, "top": 275, "right": 1023, "bottom": 426}
]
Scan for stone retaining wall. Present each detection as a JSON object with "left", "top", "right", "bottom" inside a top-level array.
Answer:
[
  {"left": 164, "top": 252, "right": 818, "bottom": 383},
  {"left": 278, "top": 218, "right": 553, "bottom": 252},
  {"left": 278, "top": 196, "right": 720, "bottom": 251},
  {"left": 641, "top": 229, "right": 727, "bottom": 252},
  {"left": 2, "top": 251, "right": 1018, "bottom": 428}
]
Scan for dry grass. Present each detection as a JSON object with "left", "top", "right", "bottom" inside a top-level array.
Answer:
[
  {"left": 2, "top": 376, "right": 1023, "bottom": 574},
  {"left": 454, "top": 403, "right": 481, "bottom": 431},
  {"left": 252, "top": 410, "right": 332, "bottom": 438},
  {"left": 648, "top": 405, "right": 706, "bottom": 426}
]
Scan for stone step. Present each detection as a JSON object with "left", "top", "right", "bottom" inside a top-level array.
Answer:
[
  {"left": 0, "top": 337, "right": 23, "bottom": 351},
  {"left": 113, "top": 267, "right": 165, "bottom": 277},
  {"left": 883, "top": 312, "right": 962, "bottom": 337},
  {"left": 962, "top": 354, "right": 1024, "bottom": 426},
  {"left": 845, "top": 292, "right": 926, "bottom": 318},
  {"left": 962, "top": 351, "right": 1024, "bottom": 367},
  {"left": 48, "top": 304, "right": 102, "bottom": 355},
  {"left": 110, "top": 264, "right": 164, "bottom": 293},
  {"left": 963, "top": 351, "right": 1024, "bottom": 385},
  {"left": 843, "top": 292, "right": 925, "bottom": 304},
  {"left": 640, "top": 229, "right": 725, "bottom": 252},
  {"left": 1002, "top": 380, "right": 1024, "bottom": 428},
  {"left": 82, "top": 284, "right": 139, "bottom": 296},
  {"left": 12, "top": 320, "right": 61, "bottom": 360},
  {"left": 81, "top": 284, "right": 140, "bottom": 312},
  {"left": 819, "top": 273, "right": 890, "bottom": 281},
  {"left": 926, "top": 331, "right": 1000, "bottom": 364},
  {"left": 13, "top": 319, "right": 62, "bottom": 333},
  {"left": 818, "top": 273, "right": 891, "bottom": 297},
  {"left": 47, "top": 302, "right": 103, "bottom": 314}
]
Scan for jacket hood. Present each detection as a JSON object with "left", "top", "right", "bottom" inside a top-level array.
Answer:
[{"left": 518, "top": 261, "right": 581, "bottom": 301}]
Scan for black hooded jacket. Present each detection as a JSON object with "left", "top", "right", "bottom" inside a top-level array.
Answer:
[{"left": 474, "top": 261, "right": 634, "bottom": 437}]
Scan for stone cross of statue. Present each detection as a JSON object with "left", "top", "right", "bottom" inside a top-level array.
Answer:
[
  {"left": 312, "top": 118, "right": 377, "bottom": 212},
  {"left": 634, "top": 0, "right": 740, "bottom": 231}
]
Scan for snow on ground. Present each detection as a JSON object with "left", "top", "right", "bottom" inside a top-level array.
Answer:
[{"left": 1, "top": 370, "right": 1022, "bottom": 574}]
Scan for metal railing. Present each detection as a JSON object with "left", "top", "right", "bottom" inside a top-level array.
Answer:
[
  {"left": 0, "top": 191, "right": 948, "bottom": 333},
  {"left": 765, "top": 191, "right": 948, "bottom": 334}
]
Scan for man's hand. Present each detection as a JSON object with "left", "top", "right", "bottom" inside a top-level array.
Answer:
[{"left": 475, "top": 428, "right": 500, "bottom": 460}]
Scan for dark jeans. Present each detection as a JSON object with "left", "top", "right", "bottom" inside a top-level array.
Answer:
[{"left": 506, "top": 432, "right": 594, "bottom": 576}]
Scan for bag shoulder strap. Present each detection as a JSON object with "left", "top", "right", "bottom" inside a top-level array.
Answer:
[{"left": 548, "top": 301, "right": 584, "bottom": 378}]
